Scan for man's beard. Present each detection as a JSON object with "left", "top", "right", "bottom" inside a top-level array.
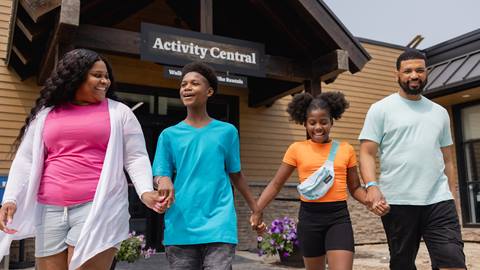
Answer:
[{"left": 398, "top": 78, "right": 427, "bottom": 95}]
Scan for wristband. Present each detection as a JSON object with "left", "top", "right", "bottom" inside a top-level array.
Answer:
[{"left": 365, "top": 181, "right": 378, "bottom": 189}]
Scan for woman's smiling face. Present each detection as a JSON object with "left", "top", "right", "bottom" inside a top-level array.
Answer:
[{"left": 74, "top": 60, "right": 111, "bottom": 104}]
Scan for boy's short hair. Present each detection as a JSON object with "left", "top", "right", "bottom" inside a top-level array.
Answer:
[
  {"left": 396, "top": 49, "right": 427, "bottom": 70},
  {"left": 181, "top": 62, "right": 218, "bottom": 94}
]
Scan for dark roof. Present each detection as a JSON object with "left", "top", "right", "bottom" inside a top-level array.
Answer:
[
  {"left": 423, "top": 29, "right": 480, "bottom": 98},
  {"left": 425, "top": 28, "right": 480, "bottom": 65},
  {"left": 423, "top": 49, "right": 480, "bottom": 98}
]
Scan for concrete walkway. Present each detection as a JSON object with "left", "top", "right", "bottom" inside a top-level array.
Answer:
[
  {"left": 116, "top": 242, "right": 480, "bottom": 270},
  {"left": 116, "top": 250, "right": 298, "bottom": 270},
  {"left": 15, "top": 242, "right": 480, "bottom": 269}
]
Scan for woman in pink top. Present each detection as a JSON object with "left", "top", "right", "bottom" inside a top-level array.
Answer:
[{"left": 0, "top": 49, "right": 162, "bottom": 270}]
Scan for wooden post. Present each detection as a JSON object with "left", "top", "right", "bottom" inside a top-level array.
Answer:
[
  {"left": 37, "top": 0, "right": 80, "bottom": 84},
  {"left": 304, "top": 77, "right": 321, "bottom": 97},
  {"left": 200, "top": 0, "right": 213, "bottom": 34}
]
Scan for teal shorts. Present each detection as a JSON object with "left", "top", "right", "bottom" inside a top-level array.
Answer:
[{"left": 35, "top": 201, "right": 92, "bottom": 257}]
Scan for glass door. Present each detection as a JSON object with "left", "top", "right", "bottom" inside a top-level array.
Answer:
[{"left": 460, "top": 103, "right": 480, "bottom": 224}]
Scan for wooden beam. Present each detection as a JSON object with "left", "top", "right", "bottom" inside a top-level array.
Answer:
[
  {"left": 304, "top": 77, "right": 321, "bottom": 97},
  {"left": 12, "top": 46, "right": 29, "bottom": 65},
  {"left": 264, "top": 55, "right": 311, "bottom": 82},
  {"left": 16, "top": 18, "right": 47, "bottom": 42},
  {"left": 250, "top": 0, "right": 311, "bottom": 57},
  {"left": 20, "top": 0, "right": 61, "bottom": 23},
  {"left": 10, "top": 49, "right": 35, "bottom": 80},
  {"left": 295, "top": 0, "right": 370, "bottom": 73},
  {"left": 200, "top": 0, "right": 213, "bottom": 34},
  {"left": 248, "top": 79, "right": 302, "bottom": 108},
  {"left": 79, "top": 0, "right": 153, "bottom": 27},
  {"left": 74, "top": 25, "right": 141, "bottom": 55},
  {"left": 37, "top": 0, "right": 80, "bottom": 85},
  {"left": 312, "top": 49, "right": 349, "bottom": 83},
  {"left": 74, "top": 24, "right": 311, "bottom": 82}
]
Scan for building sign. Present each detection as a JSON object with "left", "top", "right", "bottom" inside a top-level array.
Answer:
[
  {"left": 141, "top": 23, "right": 265, "bottom": 77},
  {"left": 164, "top": 66, "right": 248, "bottom": 88}
]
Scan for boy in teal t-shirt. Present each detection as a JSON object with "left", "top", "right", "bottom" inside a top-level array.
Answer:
[{"left": 152, "top": 62, "right": 264, "bottom": 269}]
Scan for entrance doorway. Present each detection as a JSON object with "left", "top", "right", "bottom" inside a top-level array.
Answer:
[
  {"left": 116, "top": 83, "right": 239, "bottom": 250},
  {"left": 457, "top": 102, "right": 480, "bottom": 226}
]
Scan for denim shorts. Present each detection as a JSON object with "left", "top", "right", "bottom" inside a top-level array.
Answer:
[
  {"left": 35, "top": 201, "right": 93, "bottom": 257},
  {"left": 165, "top": 243, "right": 236, "bottom": 270}
]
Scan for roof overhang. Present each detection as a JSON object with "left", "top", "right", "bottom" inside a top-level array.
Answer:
[
  {"left": 424, "top": 29, "right": 480, "bottom": 99},
  {"left": 6, "top": 0, "right": 371, "bottom": 107}
]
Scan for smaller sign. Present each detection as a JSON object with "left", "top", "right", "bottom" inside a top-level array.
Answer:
[{"left": 164, "top": 66, "right": 248, "bottom": 88}]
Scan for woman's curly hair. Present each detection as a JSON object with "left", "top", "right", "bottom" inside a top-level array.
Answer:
[
  {"left": 287, "top": 91, "right": 349, "bottom": 125},
  {"left": 12, "top": 48, "right": 119, "bottom": 152}
]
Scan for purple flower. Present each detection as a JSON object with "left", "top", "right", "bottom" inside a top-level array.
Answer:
[{"left": 257, "top": 217, "right": 299, "bottom": 258}]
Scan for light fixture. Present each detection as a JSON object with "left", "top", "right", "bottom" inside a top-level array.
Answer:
[{"left": 461, "top": 94, "right": 471, "bottom": 98}]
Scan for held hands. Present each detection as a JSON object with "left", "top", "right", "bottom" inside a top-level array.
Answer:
[
  {"left": 365, "top": 186, "right": 390, "bottom": 216},
  {"left": 141, "top": 191, "right": 165, "bottom": 214},
  {"left": 371, "top": 200, "right": 390, "bottom": 216},
  {"left": 155, "top": 177, "right": 175, "bottom": 213},
  {"left": 250, "top": 210, "right": 267, "bottom": 235},
  {"left": 0, "top": 202, "right": 18, "bottom": 234}
]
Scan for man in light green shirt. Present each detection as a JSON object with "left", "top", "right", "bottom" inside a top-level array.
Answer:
[{"left": 359, "top": 49, "right": 465, "bottom": 270}]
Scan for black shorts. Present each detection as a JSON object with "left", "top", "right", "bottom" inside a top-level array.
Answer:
[
  {"left": 381, "top": 200, "right": 466, "bottom": 270},
  {"left": 297, "top": 201, "right": 354, "bottom": 257}
]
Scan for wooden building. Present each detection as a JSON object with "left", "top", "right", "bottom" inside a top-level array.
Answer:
[
  {"left": 1, "top": 0, "right": 371, "bottom": 252},
  {"left": 423, "top": 29, "right": 480, "bottom": 240},
  {"left": 0, "top": 0, "right": 477, "bottom": 259}
]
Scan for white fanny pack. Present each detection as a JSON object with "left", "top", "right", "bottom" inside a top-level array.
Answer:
[{"left": 297, "top": 140, "right": 339, "bottom": 200}]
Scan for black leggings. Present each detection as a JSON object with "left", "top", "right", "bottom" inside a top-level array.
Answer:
[{"left": 297, "top": 201, "right": 354, "bottom": 257}]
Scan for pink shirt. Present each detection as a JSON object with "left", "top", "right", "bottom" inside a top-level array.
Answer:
[{"left": 38, "top": 100, "right": 110, "bottom": 206}]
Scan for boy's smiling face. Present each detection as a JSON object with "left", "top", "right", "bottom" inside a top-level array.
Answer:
[{"left": 180, "top": 71, "right": 213, "bottom": 108}]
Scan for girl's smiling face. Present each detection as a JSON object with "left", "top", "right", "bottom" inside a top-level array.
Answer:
[{"left": 305, "top": 108, "right": 332, "bottom": 143}]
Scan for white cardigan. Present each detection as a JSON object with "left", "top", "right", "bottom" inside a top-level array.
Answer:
[{"left": 0, "top": 99, "right": 153, "bottom": 270}]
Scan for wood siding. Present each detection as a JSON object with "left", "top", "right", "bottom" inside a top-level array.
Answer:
[
  {"left": 0, "top": 0, "right": 39, "bottom": 174},
  {"left": 239, "top": 42, "right": 403, "bottom": 183}
]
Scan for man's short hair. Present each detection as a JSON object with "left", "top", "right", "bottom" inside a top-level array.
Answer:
[
  {"left": 181, "top": 62, "right": 218, "bottom": 94},
  {"left": 396, "top": 49, "right": 427, "bottom": 70}
]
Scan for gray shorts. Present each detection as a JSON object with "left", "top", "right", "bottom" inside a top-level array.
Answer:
[
  {"left": 165, "top": 243, "right": 236, "bottom": 270},
  {"left": 35, "top": 201, "right": 92, "bottom": 257}
]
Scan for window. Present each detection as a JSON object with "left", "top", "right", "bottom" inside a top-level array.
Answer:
[{"left": 460, "top": 103, "right": 480, "bottom": 225}]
